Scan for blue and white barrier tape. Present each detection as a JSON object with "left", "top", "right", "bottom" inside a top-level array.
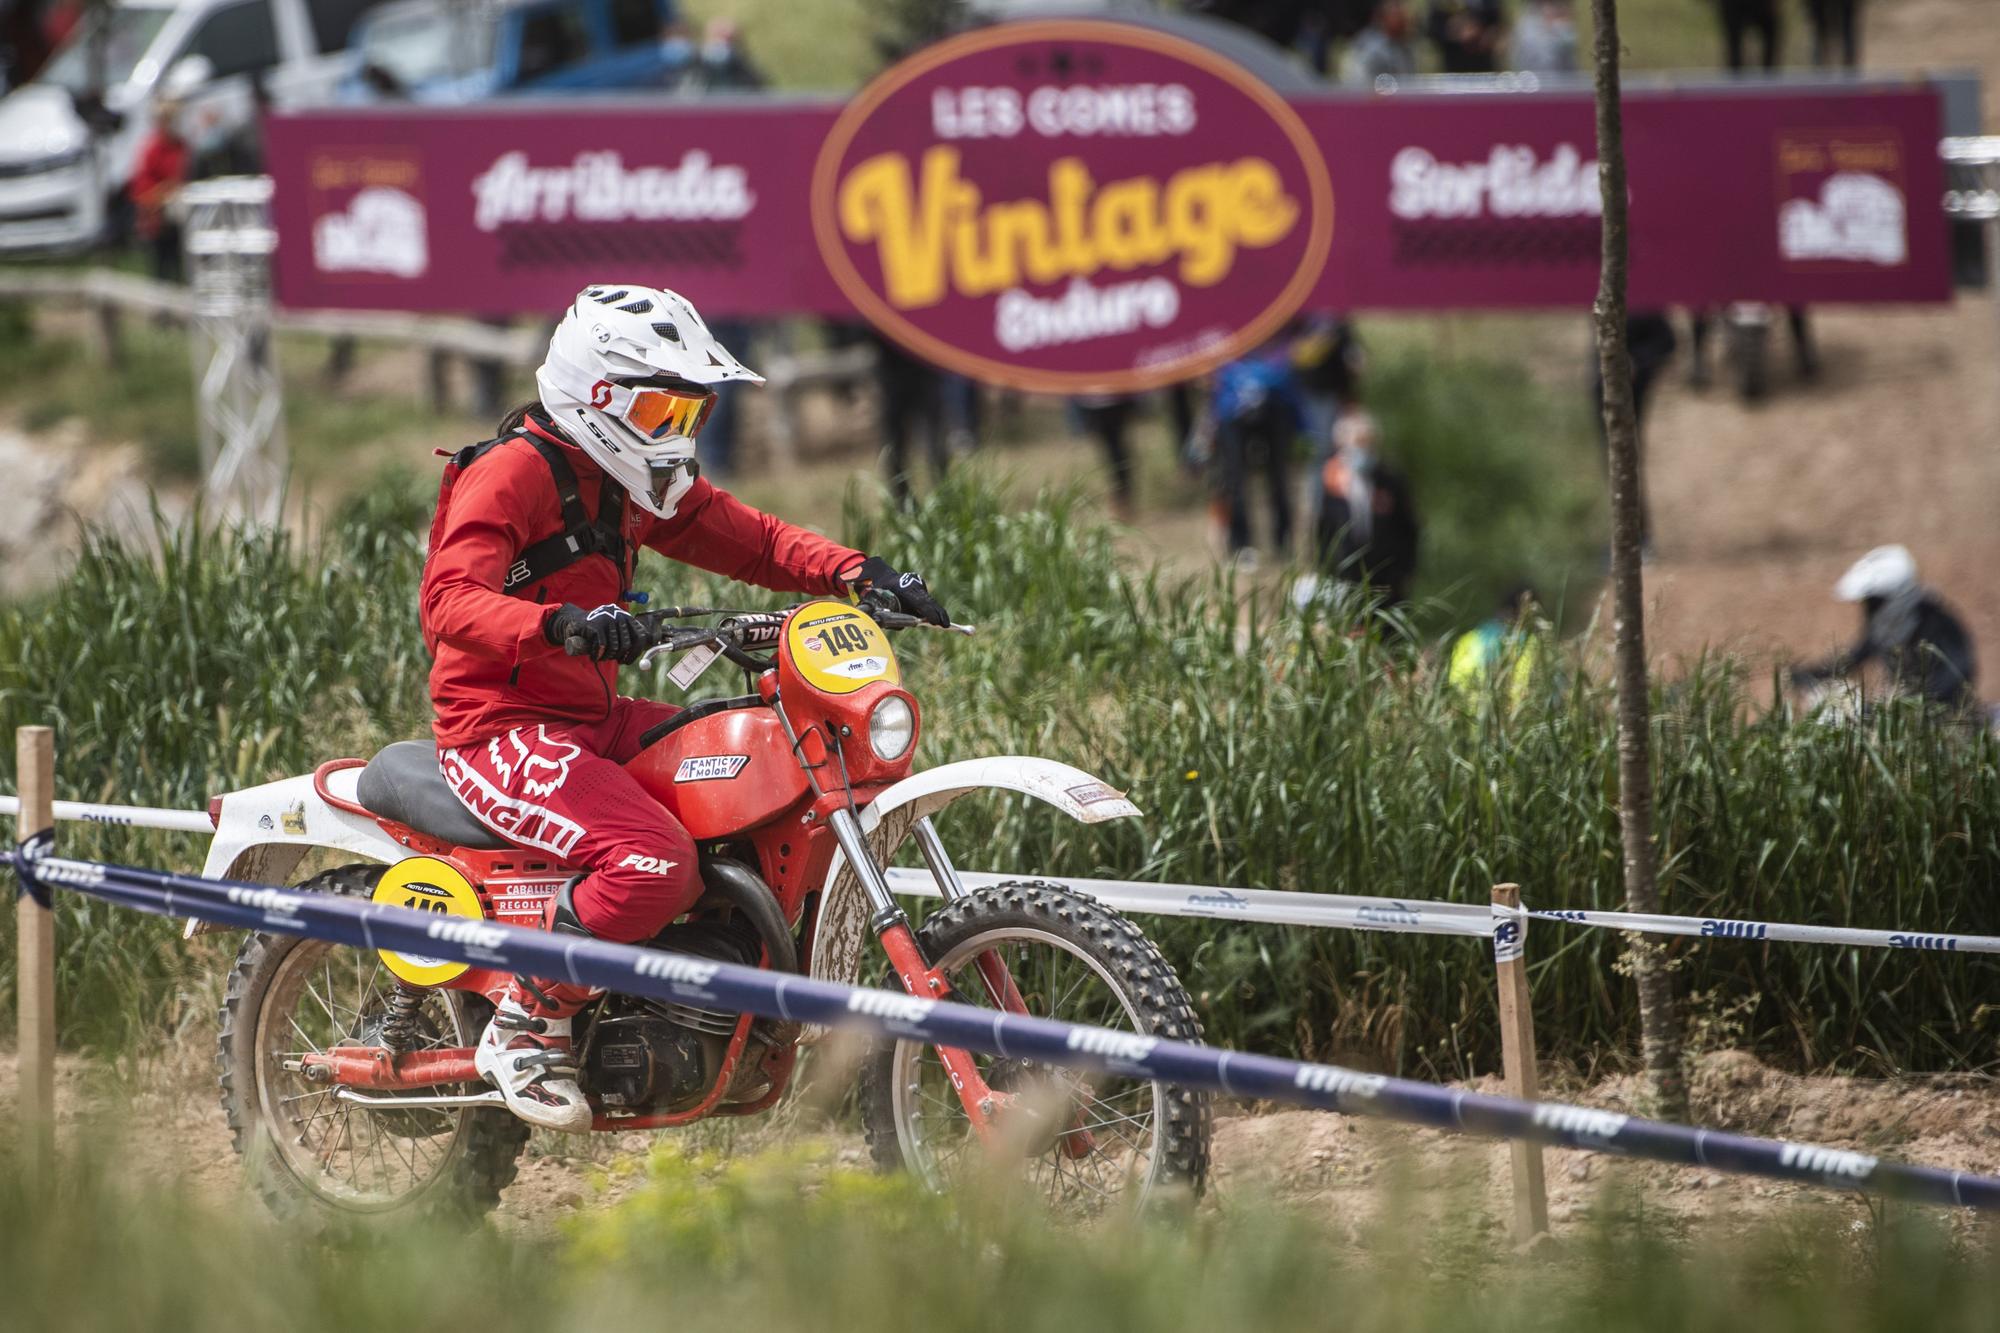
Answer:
[
  {"left": 888, "top": 869, "right": 2000, "bottom": 955},
  {"left": 8, "top": 795, "right": 1993, "bottom": 957},
  {"left": 13, "top": 840, "right": 2000, "bottom": 1212}
]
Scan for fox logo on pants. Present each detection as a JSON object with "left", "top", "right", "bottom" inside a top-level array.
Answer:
[
  {"left": 490, "top": 726, "right": 582, "bottom": 799},
  {"left": 619, "top": 854, "right": 680, "bottom": 875}
]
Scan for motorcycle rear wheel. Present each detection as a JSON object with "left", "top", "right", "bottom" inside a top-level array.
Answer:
[
  {"left": 858, "top": 881, "right": 1210, "bottom": 1210},
  {"left": 217, "top": 864, "right": 529, "bottom": 1222}
]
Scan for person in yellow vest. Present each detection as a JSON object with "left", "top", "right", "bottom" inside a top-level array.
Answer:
[{"left": 1448, "top": 584, "right": 1544, "bottom": 707}]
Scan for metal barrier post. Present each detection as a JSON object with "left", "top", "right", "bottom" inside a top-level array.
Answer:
[
  {"left": 1493, "top": 882, "right": 1549, "bottom": 1241},
  {"left": 14, "top": 726, "right": 56, "bottom": 1182}
]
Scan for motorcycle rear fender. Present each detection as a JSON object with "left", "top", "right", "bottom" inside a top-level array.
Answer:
[
  {"left": 806, "top": 757, "right": 1140, "bottom": 996},
  {"left": 186, "top": 769, "right": 405, "bottom": 937}
]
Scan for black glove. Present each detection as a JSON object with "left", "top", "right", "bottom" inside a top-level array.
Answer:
[
  {"left": 851, "top": 555, "right": 951, "bottom": 627},
  {"left": 546, "top": 603, "right": 646, "bottom": 663}
]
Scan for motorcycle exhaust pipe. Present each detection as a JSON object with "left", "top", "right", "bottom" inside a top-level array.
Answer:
[{"left": 696, "top": 856, "right": 800, "bottom": 976}]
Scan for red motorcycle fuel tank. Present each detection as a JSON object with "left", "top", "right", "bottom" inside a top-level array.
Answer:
[{"left": 624, "top": 707, "right": 809, "bottom": 840}]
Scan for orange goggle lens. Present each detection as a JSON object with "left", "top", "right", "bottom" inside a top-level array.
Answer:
[{"left": 625, "top": 386, "right": 717, "bottom": 441}]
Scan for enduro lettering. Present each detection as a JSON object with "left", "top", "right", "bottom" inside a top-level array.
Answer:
[
  {"left": 1700, "top": 919, "right": 1769, "bottom": 940},
  {"left": 1889, "top": 933, "right": 1958, "bottom": 951}
]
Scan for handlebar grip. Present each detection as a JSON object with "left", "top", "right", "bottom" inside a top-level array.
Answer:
[{"left": 564, "top": 634, "right": 592, "bottom": 658}]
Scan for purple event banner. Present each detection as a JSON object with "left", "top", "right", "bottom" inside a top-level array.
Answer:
[{"left": 269, "top": 82, "right": 1947, "bottom": 326}]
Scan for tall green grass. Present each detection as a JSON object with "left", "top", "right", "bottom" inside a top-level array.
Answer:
[
  {"left": 5, "top": 1136, "right": 1998, "bottom": 1333},
  {"left": 4, "top": 478, "right": 1998, "bottom": 1076}
]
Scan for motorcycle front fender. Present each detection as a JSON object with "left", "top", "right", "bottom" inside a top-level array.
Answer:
[{"left": 805, "top": 757, "right": 1140, "bottom": 999}]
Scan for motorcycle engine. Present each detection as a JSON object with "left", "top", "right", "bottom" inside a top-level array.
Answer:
[{"left": 580, "top": 915, "right": 767, "bottom": 1113}]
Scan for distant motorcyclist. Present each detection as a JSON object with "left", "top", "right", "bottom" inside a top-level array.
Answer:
[{"left": 1788, "top": 545, "right": 1977, "bottom": 712}]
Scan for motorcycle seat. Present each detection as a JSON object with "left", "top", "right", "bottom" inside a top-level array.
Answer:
[{"left": 355, "top": 741, "right": 512, "bottom": 851}]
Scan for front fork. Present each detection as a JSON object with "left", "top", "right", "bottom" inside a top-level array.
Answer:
[
  {"left": 826, "top": 808, "right": 1013, "bottom": 1139},
  {"left": 829, "top": 809, "right": 1092, "bottom": 1157}
]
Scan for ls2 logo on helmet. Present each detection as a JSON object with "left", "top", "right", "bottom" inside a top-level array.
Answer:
[{"left": 811, "top": 20, "right": 1334, "bottom": 394}]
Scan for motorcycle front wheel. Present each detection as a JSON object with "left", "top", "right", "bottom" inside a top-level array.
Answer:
[{"left": 858, "top": 881, "right": 1210, "bottom": 1210}]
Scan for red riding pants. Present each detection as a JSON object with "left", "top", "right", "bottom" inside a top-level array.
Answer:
[{"left": 439, "top": 698, "right": 700, "bottom": 943}]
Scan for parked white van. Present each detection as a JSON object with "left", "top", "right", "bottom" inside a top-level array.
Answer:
[{"left": 0, "top": 0, "right": 380, "bottom": 253}]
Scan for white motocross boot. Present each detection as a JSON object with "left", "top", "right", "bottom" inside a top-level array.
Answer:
[
  {"left": 475, "top": 988, "right": 594, "bottom": 1133},
  {"left": 476, "top": 879, "right": 599, "bottom": 1133}
]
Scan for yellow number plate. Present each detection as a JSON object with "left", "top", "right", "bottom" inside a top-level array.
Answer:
[
  {"left": 787, "top": 600, "right": 900, "bottom": 695},
  {"left": 370, "top": 856, "right": 486, "bottom": 986}
]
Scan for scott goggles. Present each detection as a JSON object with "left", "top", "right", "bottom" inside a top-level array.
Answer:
[{"left": 621, "top": 383, "right": 717, "bottom": 442}]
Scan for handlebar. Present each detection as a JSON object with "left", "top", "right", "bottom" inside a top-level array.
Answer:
[{"left": 561, "top": 599, "right": 974, "bottom": 663}]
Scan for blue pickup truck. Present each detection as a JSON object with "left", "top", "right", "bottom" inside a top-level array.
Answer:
[{"left": 338, "top": 0, "right": 683, "bottom": 102}]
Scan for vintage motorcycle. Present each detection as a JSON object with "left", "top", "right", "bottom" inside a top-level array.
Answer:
[{"left": 200, "top": 594, "right": 1209, "bottom": 1219}]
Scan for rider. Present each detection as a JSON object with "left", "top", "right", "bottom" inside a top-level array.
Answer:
[
  {"left": 1788, "top": 545, "right": 1977, "bottom": 712},
  {"left": 422, "top": 284, "right": 950, "bottom": 1130}
]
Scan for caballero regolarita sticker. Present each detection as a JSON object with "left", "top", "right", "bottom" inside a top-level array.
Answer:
[{"left": 810, "top": 20, "right": 1335, "bottom": 393}]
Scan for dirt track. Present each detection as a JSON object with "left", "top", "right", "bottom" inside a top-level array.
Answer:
[{"left": 5, "top": 1045, "right": 1996, "bottom": 1241}]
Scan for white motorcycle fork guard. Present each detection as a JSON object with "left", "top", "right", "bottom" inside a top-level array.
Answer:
[{"left": 805, "top": 757, "right": 1140, "bottom": 1007}]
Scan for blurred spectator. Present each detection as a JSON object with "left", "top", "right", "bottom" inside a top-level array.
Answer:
[
  {"left": 1717, "top": 0, "right": 1780, "bottom": 72},
  {"left": 871, "top": 333, "right": 949, "bottom": 506},
  {"left": 667, "top": 20, "right": 764, "bottom": 475},
  {"left": 1313, "top": 407, "right": 1420, "bottom": 606},
  {"left": 1805, "top": 0, "right": 1860, "bottom": 68},
  {"left": 942, "top": 373, "right": 981, "bottom": 456},
  {"left": 1425, "top": 0, "right": 1505, "bottom": 73},
  {"left": 1340, "top": 0, "right": 1416, "bottom": 86},
  {"left": 1289, "top": 314, "right": 1363, "bottom": 474},
  {"left": 2, "top": 0, "right": 55, "bottom": 88},
  {"left": 1195, "top": 342, "right": 1305, "bottom": 564},
  {"left": 129, "top": 97, "right": 189, "bottom": 283},
  {"left": 1508, "top": 0, "right": 1576, "bottom": 74},
  {"left": 692, "top": 18, "right": 763, "bottom": 90},
  {"left": 1073, "top": 394, "right": 1139, "bottom": 522},
  {"left": 1789, "top": 546, "right": 1977, "bottom": 712},
  {"left": 1448, "top": 583, "right": 1544, "bottom": 704},
  {"left": 1687, "top": 305, "right": 1818, "bottom": 389},
  {"left": 1591, "top": 311, "right": 1675, "bottom": 551}
]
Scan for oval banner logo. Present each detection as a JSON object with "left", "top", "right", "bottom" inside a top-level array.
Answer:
[{"left": 811, "top": 20, "right": 1334, "bottom": 394}]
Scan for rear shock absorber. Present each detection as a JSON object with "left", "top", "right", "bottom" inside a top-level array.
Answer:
[{"left": 379, "top": 983, "right": 427, "bottom": 1054}]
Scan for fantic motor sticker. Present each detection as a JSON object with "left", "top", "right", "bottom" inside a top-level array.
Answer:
[
  {"left": 673, "top": 754, "right": 751, "bottom": 783},
  {"left": 786, "top": 601, "right": 901, "bottom": 695}
]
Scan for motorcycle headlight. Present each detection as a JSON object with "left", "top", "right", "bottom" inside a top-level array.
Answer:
[{"left": 868, "top": 694, "right": 915, "bottom": 762}]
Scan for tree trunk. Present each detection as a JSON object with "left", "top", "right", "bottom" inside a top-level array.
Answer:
[{"left": 1588, "top": 0, "right": 1687, "bottom": 1121}]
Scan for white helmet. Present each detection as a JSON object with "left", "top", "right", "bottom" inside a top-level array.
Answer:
[
  {"left": 1833, "top": 545, "right": 1917, "bottom": 602},
  {"left": 535, "top": 283, "right": 765, "bottom": 518}
]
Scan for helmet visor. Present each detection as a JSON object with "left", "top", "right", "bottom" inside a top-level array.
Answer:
[{"left": 624, "top": 384, "right": 717, "bottom": 442}]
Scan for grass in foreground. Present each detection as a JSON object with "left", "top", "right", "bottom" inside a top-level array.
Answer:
[{"left": 4, "top": 1135, "right": 1998, "bottom": 1333}]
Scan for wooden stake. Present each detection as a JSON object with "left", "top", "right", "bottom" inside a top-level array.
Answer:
[
  {"left": 1493, "top": 882, "right": 1548, "bottom": 1242},
  {"left": 15, "top": 725, "right": 56, "bottom": 1184}
]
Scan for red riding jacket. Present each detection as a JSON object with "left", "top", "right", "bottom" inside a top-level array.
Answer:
[{"left": 421, "top": 414, "right": 862, "bottom": 747}]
